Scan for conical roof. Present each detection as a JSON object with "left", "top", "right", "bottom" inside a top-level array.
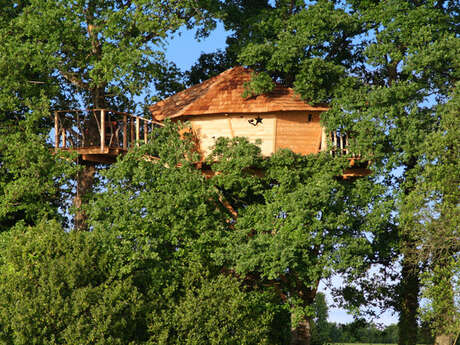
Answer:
[{"left": 149, "top": 66, "right": 328, "bottom": 121}]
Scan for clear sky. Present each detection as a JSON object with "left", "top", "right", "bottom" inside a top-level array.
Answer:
[
  {"left": 162, "top": 23, "right": 398, "bottom": 327},
  {"left": 163, "top": 22, "right": 229, "bottom": 72}
]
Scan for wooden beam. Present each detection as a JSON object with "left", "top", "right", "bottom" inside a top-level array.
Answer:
[
  {"left": 54, "top": 111, "right": 59, "bottom": 150},
  {"left": 81, "top": 154, "right": 117, "bottom": 164},
  {"left": 130, "top": 117, "right": 135, "bottom": 148},
  {"left": 227, "top": 116, "right": 234, "bottom": 138},
  {"left": 123, "top": 114, "right": 127, "bottom": 149},
  {"left": 100, "top": 109, "right": 105, "bottom": 152},
  {"left": 343, "top": 167, "right": 372, "bottom": 179},
  {"left": 61, "top": 128, "right": 66, "bottom": 148},
  {"left": 321, "top": 127, "right": 327, "bottom": 152},
  {"left": 144, "top": 120, "right": 148, "bottom": 144},
  {"left": 136, "top": 116, "right": 140, "bottom": 146}
]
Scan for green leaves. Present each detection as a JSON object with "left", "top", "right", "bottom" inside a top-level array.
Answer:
[
  {"left": 0, "top": 116, "right": 76, "bottom": 231},
  {"left": 0, "top": 0, "right": 209, "bottom": 111},
  {"left": 0, "top": 221, "right": 148, "bottom": 344},
  {"left": 294, "top": 59, "right": 346, "bottom": 104}
]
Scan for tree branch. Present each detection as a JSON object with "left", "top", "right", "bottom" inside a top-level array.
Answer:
[{"left": 59, "top": 68, "right": 89, "bottom": 90}]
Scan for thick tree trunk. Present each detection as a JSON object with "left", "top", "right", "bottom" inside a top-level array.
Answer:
[
  {"left": 398, "top": 157, "right": 420, "bottom": 345},
  {"left": 93, "top": 86, "right": 106, "bottom": 109},
  {"left": 290, "top": 282, "right": 317, "bottom": 345},
  {"left": 290, "top": 315, "right": 312, "bottom": 345},
  {"left": 74, "top": 162, "right": 96, "bottom": 230},
  {"left": 398, "top": 250, "right": 420, "bottom": 345}
]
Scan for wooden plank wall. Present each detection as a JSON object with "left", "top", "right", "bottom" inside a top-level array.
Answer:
[
  {"left": 189, "top": 114, "right": 276, "bottom": 156},
  {"left": 275, "top": 111, "right": 322, "bottom": 155},
  {"left": 188, "top": 111, "right": 324, "bottom": 157}
]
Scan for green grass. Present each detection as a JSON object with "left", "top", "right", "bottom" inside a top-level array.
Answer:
[
  {"left": 329, "top": 343, "right": 397, "bottom": 345},
  {"left": 330, "top": 343, "right": 427, "bottom": 345}
]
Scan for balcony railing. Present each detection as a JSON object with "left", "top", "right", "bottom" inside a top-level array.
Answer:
[
  {"left": 53, "top": 109, "right": 160, "bottom": 153},
  {"left": 330, "top": 131, "right": 349, "bottom": 156}
]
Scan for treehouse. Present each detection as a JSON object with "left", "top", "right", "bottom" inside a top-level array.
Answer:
[
  {"left": 149, "top": 66, "right": 370, "bottom": 178},
  {"left": 52, "top": 109, "right": 158, "bottom": 163}
]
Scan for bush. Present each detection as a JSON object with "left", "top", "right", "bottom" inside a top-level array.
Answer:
[
  {"left": 149, "top": 274, "right": 290, "bottom": 345},
  {"left": 0, "top": 221, "right": 290, "bottom": 345},
  {"left": 0, "top": 222, "right": 148, "bottom": 345}
]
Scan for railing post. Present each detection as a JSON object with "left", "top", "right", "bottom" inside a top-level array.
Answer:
[
  {"left": 344, "top": 134, "right": 348, "bottom": 155},
  {"left": 130, "top": 117, "right": 134, "bottom": 148},
  {"left": 321, "top": 127, "right": 327, "bottom": 152},
  {"left": 330, "top": 131, "right": 334, "bottom": 156},
  {"left": 123, "top": 114, "right": 128, "bottom": 149},
  {"left": 144, "top": 120, "right": 148, "bottom": 144},
  {"left": 136, "top": 116, "right": 140, "bottom": 147},
  {"left": 62, "top": 128, "right": 66, "bottom": 148},
  {"left": 100, "top": 109, "right": 105, "bottom": 152},
  {"left": 54, "top": 111, "right": 59, "bottom": 150}
]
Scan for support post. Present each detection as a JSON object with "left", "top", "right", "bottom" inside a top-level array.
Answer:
[
  {"left": 144, "top": 120, "right": 148, "bottom": 144},
  {"left": 330, "top": 132, "right": 335, "bottom": 156},
  {"left": 130, "top": 117, "right": 135, "bottom": 148},
  {"left": 344, "top": 134, "right": 348, "bottom": 155},
  {"left": 100, "top": 109, "right": 105, "bottom": 152},
  {"left": 123, "top": 114, "right": 127, "bottom": 149},
  {"left": 62, "top": 128, "right": 66, "bottom": 148},
  {"left": 54, "top": 111, "right": 59, "bottom": 150},
  {"left": 136, "top": 116, "right": 140, "bottom": 147},
  {"left": 321, "top": 127, "right": 327, "bottom": 152}
]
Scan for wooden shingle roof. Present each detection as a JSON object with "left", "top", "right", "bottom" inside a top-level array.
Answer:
[{"left": 149, "top": 66, "right": 328, "bottom": 121}]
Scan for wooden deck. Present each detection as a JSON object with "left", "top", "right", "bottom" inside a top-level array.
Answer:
[
  {"left": 343, "top": 158, "right": 372, "bottom": 179},
  {"left": 53, "top": 109, "right": 161, "bottom": 163},
  {"left": 58, "top": 146, "right": 128, "bottom": 163}
]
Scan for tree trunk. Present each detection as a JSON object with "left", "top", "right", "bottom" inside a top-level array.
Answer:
[
  {"left": 74, "top": 162, "right": 96, "bottom": 230},
  {"left": 291, "top": 315, "right": 312, "bottom": 345},
  {"left": 93, "top": 85, "right": 106, "bottom": 109},
  {"left": 398, "top": 250, "right": 420, "bottom": 345},
  {"left": 291, "top": 283, "right": 317, "bottom": 345},
  {"left": 398, "top": 157, "right": 420, "bottom": 345}
]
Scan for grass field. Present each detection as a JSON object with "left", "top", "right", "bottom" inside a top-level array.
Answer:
[
  {"left": 329, "top": 343, "right": 397, "bottom": 345},
  {"left": 329, "top": 343, "right": 427, "bottom": 345}
]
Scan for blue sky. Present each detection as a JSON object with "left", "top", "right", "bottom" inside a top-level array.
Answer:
[
  {"left": 163, "top": 22, "right": 229, "bottom": 72},
  {"left": 162, "top": 23, "right": 398, "bottom": 327}
]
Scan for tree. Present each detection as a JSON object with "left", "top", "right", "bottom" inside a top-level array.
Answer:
[
  {"left": 324, "top": 2, "right": 459, "bottom": 344},
  {"left": 0, "top": 0, "right": 214, "bottom": 229},
  {"left": 194, "top": 1, "right": 458, "bottom": 343},
  {"left": 311, "top": 293, "right": 331, "bottom": 345},
  {"left": 0, "top": 117, "right": 76, "bottom": 231},
  {"left": 0, "top": 124, "right": 291, "bottom": 344},
  {"left": 87, "top": 123, "right": 290, "bottom": 344},
  {"left": 408, "top": 84, "right": 460, "bottom": 345},
  {"left": 0, "top": 1, "right": 78, "bottom": 230},
  {"left": 208, "top": 137, "right": 376, "bottom": 345}
]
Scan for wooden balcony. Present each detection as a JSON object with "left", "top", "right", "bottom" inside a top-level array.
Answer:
[
  {"left": 53, "top": 109, "right": 160, "bottom": 163},
  {"left": 326, "top": 130, "right": 371, "bottom": 179}
]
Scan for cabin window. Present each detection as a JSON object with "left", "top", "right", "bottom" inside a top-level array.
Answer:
[{"left": 307, "top": 114, "right": 313, "bottom": 122}]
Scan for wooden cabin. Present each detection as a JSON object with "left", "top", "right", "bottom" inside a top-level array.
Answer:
[{"left": 149, "top": 66, "right": 370, "bottom": 178}]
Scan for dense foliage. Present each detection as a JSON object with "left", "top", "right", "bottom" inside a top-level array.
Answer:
[
  {"left": 0, "top": 221, "right": 284, "bottom": 344},
  {"left": 188, "top": 1, "right": 459, "bottom": 344},
  {"left": 0, "top": 0, "right": 458, "bottom": 344}
]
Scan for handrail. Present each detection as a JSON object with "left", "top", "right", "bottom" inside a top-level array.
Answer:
[{"left": 53, "top": 109, "right": 160, "bottom": 152}]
